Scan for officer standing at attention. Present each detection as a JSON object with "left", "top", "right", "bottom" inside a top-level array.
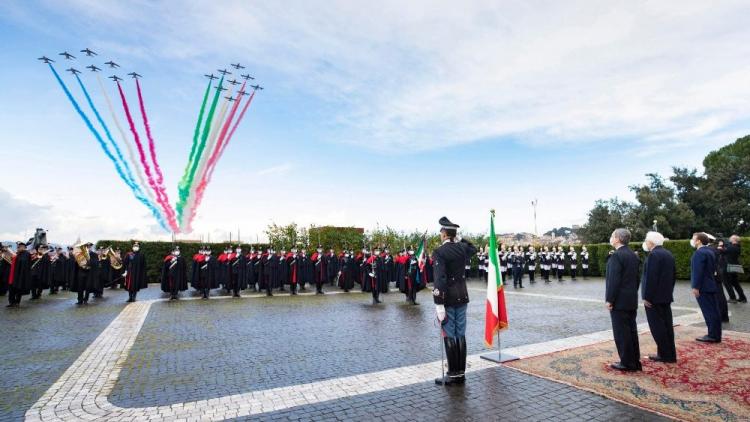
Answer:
[{"left": 433, "top": 216, "right": 477, "bottom": 386}]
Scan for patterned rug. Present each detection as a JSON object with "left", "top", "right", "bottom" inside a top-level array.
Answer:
[{"left": 505, "top": 325, "right": 750, "bottom": 421}]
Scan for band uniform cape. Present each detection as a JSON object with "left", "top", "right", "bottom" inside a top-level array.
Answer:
[
  {"left": 9, "top": 249, "right": 32, "bottom": 293},
  {"left": 31, "top": 252, "right": 52, "bottom": 291},
  {"left": 191, "top": 254, "right": 219, "bottom": 290},
  {"left": 431, "top": 239, "right": 477, "bottom": 306},
  {"left": 70, "top": 251, "right": 98, "bottom": 293},
  {"left": 161, "top": 254, "right": 188, "bottom": 292},
  {"left": 124, "top": 251, "right": 148, "bottom": 292}
]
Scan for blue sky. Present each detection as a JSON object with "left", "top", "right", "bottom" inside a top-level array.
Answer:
[{"left": 1, "top": 0, "right": 749, "bottom": 244}]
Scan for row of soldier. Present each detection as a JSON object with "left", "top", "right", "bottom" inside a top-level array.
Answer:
[
  {"left": 476, "top": 245, "right": 591, "bottom": 287},
  {"left": 1, "top": 241, "right": 435, "bottom": 307}
]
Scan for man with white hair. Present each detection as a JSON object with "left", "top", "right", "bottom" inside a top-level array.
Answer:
[{"left": 641, "top": 231, "right": 677, "bottom": 363}]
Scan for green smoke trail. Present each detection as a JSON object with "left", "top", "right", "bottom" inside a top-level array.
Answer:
[{"left": 176, "top": 76, "right": 224, "bottom": 225}]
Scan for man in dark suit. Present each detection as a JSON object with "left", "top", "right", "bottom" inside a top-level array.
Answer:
[
  {"left": 605, "top": 228, "right": 642, "bottom": 371},
  {"left": 724, "top": 235, "right": 746, "bottom": 303},
  {"left": 641, "top": 231, "right": 677, "bottom": 363},
  {"left": 691, "top": 232, "right": 722, "bottom": 343}
]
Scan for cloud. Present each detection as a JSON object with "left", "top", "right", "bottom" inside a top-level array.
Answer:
[{"left": 17, "top": 1, "right": 750, "bottom": 154}]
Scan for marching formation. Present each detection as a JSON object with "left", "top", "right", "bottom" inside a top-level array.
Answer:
[
  {"left": 476, "top": 245, "right": 590, "bottom": 287},
  {"left": 1, "top": 240, "right": 435, "bottom": 307}
]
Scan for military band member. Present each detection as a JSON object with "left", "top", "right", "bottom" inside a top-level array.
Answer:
[
  {"left": 540, "top": 246, "right": 550, "bottom": 282},
  {"left": 279, "top": 248, "right": 290, "bottom": 292},
  {"left": 30, "top": 245, "right": 51, "bottom": 299},
  {"left": 122, "top": 242, "right": 147, "bottom": 302},
  {"left": 365, "top": 247, "right": 384, "bottom": 304},
  {"left": 337, "top": 251, "right": 355, "bottom": 292},
  {"left": 581, "top": 246, "right": 590, "bottom": 279},
  {"left": 71, "top": 242, "right": 97, "bottom": 305},
  {"left": 288, "top": 248, "right": 299, "bottom": 295},
  {"left": 568, "top": 246, "right": 578, "bottom": 280},
  {"left": 526, "top": 246, "right": 537, "bottom": 283},
  {"left": 0, "top": 244, "right": 12, "bottom": 296},
  {"left": 433, "top": 217, "right": 476, "bottom": 386},
  {"left": 193, "top": 246, "right": 217, "bottom": 299},
  {"left": 298, "top": 249, "right": 314, "bottom": 292},
  {"left": 7, "top": 242, "right": 31, "bottom": 307},
  {"left": 161, "top": 246, "right": 187, "bottom": 300},
  {"left": 405, "top": 247, "right": 421, "bottom": 305},
  {"left": 247, "top": 248, "right": 259, "bottom": 291},
  {"left": 65, "top": 246, "right": 76, "bottom": 291},
  {"left": 326, "top": 248, "right": 339, "bottom": 287},
  {"left": 478, "top": 248, "right": 488, "bottom": 282},
  {"left": 230, "top": 245, "right": 249, "bottom": 297}
]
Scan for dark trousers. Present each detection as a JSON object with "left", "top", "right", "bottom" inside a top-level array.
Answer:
[
  {"left": 696, "top": 293, "right": 722, "bottom": 340},
  {"left": 725, "top": 273, "right": 746, "bottom": 301},
  {"left": 716, "top": 282, "right": 729, "bottom": 321},
  {"left": 570, "top": 268, "right": 577, "bottom": 279},
  {"left": 645, "top": 304, "right": 676, "bottom": 361},
  {"left": 528, "top": 270, "right": 535, "bottom": 282},
  {"left": 77, "top": 289, "right": 89, "bottom": 303},
  {"left": 512, "top": 268, "right": 522, "bottom": 285},
  {"left": 8, "top": 287, "right": 23, "bottom": 304},
  {"left": 610, "top": 309, "right": 641, "bottom": 369}
]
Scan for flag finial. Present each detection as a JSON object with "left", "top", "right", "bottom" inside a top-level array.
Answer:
[{"left": 490, "top": 209, "right": 495, "bottom": 216}]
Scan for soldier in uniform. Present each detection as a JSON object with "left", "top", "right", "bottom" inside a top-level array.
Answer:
[
  {"left": 581, "top": 246, "right": 590, "bottom": 279},
  {"left": 312, "top": 246, "right": 326, "bottom": 295},
  {"left": 337, "top": 251, "right": 355, "bottom": 292},
  {"left": 433, "top": 217, "right": 476, "bottom": 386},
  {"left": 511, "top": 246, "right": 524, "bottom": 288},
  {"left": 30, "top": 245, "right": 51, "bottom": 299},
  {"left": 556, "top": 246, "right": 566, "bottom": 282},
  {"left": 499, "top": 245, "right": 508, "bottom": 281},
  {"left": 0, "top": 244, "right": 11, "bottom": 297},
  {"left": 161, "top": 246, "right": 187, "bottom": 300},
  {"left": 525, "top": 246, "right": 537, "bottom": 284},
  {"left": 123, "top": 242, "right": 147, "bottom": 302},
  {"left": 71, "top": 242, "right": 98, "bottom": 305},
  {"left": 365, "top": 247, "right": 384, "bottom": 304},
  {"left": 7, "top": 242, "right": 31, "bottom": 307},
  {"left": 568, "top": 246, "right": 578, "bottom": 280}
]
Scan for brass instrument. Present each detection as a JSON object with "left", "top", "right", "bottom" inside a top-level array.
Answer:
[
  {"left": 73, "top": 243, "right": 90, "bottom": 270},
  {"left": 105, "top": 247, "right": 123, "bottom": 270},
  {"left": 1, "top": 246, "right": 14, "bottom": 265}
]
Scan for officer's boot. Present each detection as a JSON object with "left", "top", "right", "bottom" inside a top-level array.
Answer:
[
  {"left": 291, "top": 283, "right": 297, "bottom": 295},
  {"left": 435, "top": 337, "right": 458, "bottom": 385},
  {"left": 455, "top": 336, "right": 467, "bottom": 384}
]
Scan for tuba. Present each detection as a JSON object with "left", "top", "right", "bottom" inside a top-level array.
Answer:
[
  {"left": 2, "top": 246, "right": 15, "bottom": 265},
  {"left": 106, "top": 247, "right": 123, "bottom": 270},
  {"left": 73, "top": 243, "right": 91, "bottom": 270}
]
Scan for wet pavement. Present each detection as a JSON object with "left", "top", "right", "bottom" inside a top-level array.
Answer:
[{"left": 1, "top": 277, "right": 747, "bottom": 421}]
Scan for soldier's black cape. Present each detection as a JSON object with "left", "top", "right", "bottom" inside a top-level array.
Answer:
[
  {"left": 9, "top": 250, "right": 32, "bottom": 293},
  {"left": 161, "top": 255, "right": 188, "bottom": 292},
  {"left": 70, "top": 252, "right": 98, "bottom": 293},
  {"left": 31, "top": 253, "right": 51, "bottom": 289},
  {"left": 124, "top": 251, "right": 148, "bottom": 292}
]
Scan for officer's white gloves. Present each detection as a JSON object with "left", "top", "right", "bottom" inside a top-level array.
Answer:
[
  {"left": 121, "top": 271, "right": 127, "bottom": 277},
  {"left": 436, "top": 304, "right": 446, "bottom": 322}
]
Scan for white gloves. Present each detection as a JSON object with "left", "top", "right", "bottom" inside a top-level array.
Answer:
[
  {"left": 121, "top": 271, "right": 127, "bottom": 277},
  {"left": 436, "top": 304, "right": 446, "bottom": 322}
]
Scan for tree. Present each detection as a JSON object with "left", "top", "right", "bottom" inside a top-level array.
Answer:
[
  {"left": 578, "top": 199, "right": 636, "bottom": 243},
  {"left": 628, "top": 174, "right": 696, "bottom": 240}
]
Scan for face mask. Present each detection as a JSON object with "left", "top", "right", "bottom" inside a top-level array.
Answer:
[
  {"left": 236, "top": 249, "right": 241, "bottom": 253},
  {"left": 609, "top": 238, "right": 616, "bottom": 248},
  {"left": 317, "top": 249, "right": 322, "bottom": 253},
  {"left": 174, "top": 251, "right": 180, "bottom": 256},
  {"left": 133, "top": 246, "right": 140, "bottom": 252},
  {"left": 689, "top": 238, "right": 696, "bottom": 248},
  {"left": 642, "top": 242, "right": 649, "bottom": 252}
]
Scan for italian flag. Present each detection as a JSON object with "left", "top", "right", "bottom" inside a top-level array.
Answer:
[
  {"left": 485, "top": 210, "right": 509, "bottom": 347},
  {"left": 416, "top": 235, "right": 426, "bottom": 270}
]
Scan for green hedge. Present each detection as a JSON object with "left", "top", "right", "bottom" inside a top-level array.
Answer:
[
  {"left": 571, "top": 238, "right": 749, "bottom": 281},
  {"left": 97, "top": 240, "right": 270, "bottom": 284}
]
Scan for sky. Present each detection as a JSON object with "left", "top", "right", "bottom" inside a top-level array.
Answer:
[{"left": 1, "top": 0, "right": 749, "bottom": 245}]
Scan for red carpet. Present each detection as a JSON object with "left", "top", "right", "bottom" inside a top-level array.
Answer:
[{"left": 506, "top": 325, "right": 750, "bottom": 421}]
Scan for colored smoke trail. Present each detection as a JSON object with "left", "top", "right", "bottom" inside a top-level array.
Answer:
[
  {"left": 116, "top": 81, "right": 180, "bottom": 232},
  {"left": 48, "top": 64, "right": 169, "bottom": 232},
  {"left": 96, "top": 74, "right": 161, "bottom": 214},
  {"left": 186, "top": 89, "right": 257, "bottom": 229},
  {"left": 181, "top": 96, "right": 232, "bottom": 231},
  {"left": 178, "top": 79, "right": 212, "bottom": 194},
  {"left": 176, "top": 76, "right": 224, "bottom": 227},
  {"left": 134, "top": 78, "right": 179, "bottom": 227}
]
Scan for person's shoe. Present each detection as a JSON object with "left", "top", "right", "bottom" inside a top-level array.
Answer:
[
  {"left": 266, "top": 292, "right": 273, "bottom": 297},
  {"left": 610, "top": 362, "right": 640, "bottom": 372},
  {"left": 727, "top": 299, "right": 738, "bottom": 303},
  {"left": 648, "top": 355, "right": 676, "bottom": 363},
  {"left": 722, "top": 318, "right": 730, "bottom": 323},
  {"left": 291, "top": 290, "right": 297, "bottom": 295},
  {"left": 6, "top": 303, "right": 14, "bottom": 308},
  {"left": 695, "top": 336, "right": 721, "bottom": 343},
  {"left": 740, "top": 299, "right": 748, "bottom": 303}
]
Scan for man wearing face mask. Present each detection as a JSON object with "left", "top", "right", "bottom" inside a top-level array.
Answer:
[
  {"left": 581, "top": 246, "right": 590, "bottom": 279},
  {"left": 605, "top": 228, "right": 642, "bottom": 371},
  {"left": 122, "top": 242, "right": 148, "bottom": 302},
  {"left": 312, "top": 246, "right": 326, "bottom": 295},
  {"left": 433, "top": 217, "right": 476, "bottom": 386},
  {"left": 161, "top": 246, "right": 187, "bottom": 300},
  {"left": 690, "top": 232, "right": 722, "bottom": 343},
  {"left": 641, "top": 231, "right": 677, "bottom": 363},
  {"left": 338, "top": 251, "right": 355, "bottom": 292},
  {"left": 230, "top": 245, "right": 248, "bottom": 297}
]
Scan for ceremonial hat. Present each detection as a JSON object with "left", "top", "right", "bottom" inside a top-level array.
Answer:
[{"left": 439, "top": 216, "right": 459, "bottom": 230}]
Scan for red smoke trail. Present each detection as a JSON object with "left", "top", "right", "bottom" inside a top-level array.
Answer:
[
  {"left": 186, "top": 89, "right": 256, "bottom": 229},
  {"left": 116, "top": 82, "right": 180, "bottom": 232}
]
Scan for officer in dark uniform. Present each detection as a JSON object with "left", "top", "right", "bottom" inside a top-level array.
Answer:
[{"left": 433, "top": 217, "right": 477, "bottom": 386}]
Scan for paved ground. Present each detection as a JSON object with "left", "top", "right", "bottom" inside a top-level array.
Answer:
[{"left": 1, "top": 276, "right": 747, "bottom": 421}]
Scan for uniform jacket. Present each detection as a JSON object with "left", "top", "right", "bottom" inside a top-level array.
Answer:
[
  {"left": 691, "top": 246, "right": 718, "bottom": 293},
  {"left": 431, "top": 239, "right": 477, "bottom": 306}
]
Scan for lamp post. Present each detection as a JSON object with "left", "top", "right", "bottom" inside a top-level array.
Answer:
[
  {"left": 531, "top": 199, "right": 538, "bottom": 237},
  {"left": 652, "top": 219, "right": 658, "bottom": 232}
]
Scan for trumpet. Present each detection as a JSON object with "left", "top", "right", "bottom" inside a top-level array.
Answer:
[{"left": 1, "top": 247, "right": 14, "bottom": 265}]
